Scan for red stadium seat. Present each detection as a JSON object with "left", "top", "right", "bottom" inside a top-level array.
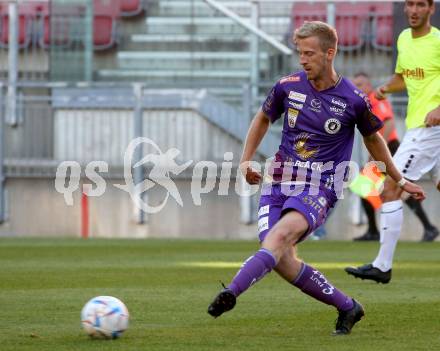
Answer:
[
  {"left": 38, "top": 2, "right": 50, "bottom": 48},
  {"left": 93, "top": 0, "right": 120, "bottom": 50},
  {"left": 0, "top": 2, "right": 36, "bottom": 48},
  {"left": 290, "top": 2, "right": 327, "bottom": 31},
  {"left": 38, "top": 3, "right": 85, "bottom": 48},
  {"left": 371, "top": 3, "right": 394, "bottom": 50},
  {"left": 290, "top": 2, "right": 369, "bottom": 50},
  {"left": 335, "top": 3, "right": 370, "bottom": 50},
  {"left": 120, "top": 0, "right": 144, "bottom": 18}
]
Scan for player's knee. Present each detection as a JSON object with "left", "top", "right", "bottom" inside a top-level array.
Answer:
[
  {"left": 263, "top": 212, "right": 308, "bottom": 253},
  {"left": 268, "top": 220, "right": 307, "bottom": 247},
  {"left": 268, "top": 227, "right": 292, "bottom": 247}
]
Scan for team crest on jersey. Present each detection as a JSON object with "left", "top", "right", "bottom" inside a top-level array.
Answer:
[
  {"left": 287, "top": 108, "right": 299, "bottom": 128},
  {"left": 324, "top": 118, "right": 341, "bottom": 134}
]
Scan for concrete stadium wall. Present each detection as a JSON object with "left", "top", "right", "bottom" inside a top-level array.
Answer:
[
  {"left": 0, "top": 178, "right": 438, "bottom": 241},
  {"left": 0, "top": 178, "right": 257, "bottom": 240}
]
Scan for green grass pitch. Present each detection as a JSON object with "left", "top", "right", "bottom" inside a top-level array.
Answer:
[{"left": 0, "top": 238, "right": 439, "bottom": 351}]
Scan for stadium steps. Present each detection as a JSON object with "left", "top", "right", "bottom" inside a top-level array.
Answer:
[
  {"left": 144, "top": 17, "right": 290, "bottom": 36},
  {"left": 97, "top": 68, "right": 250, "bottom": 84},
  {"left": 116, "top": 51, "right": 270, "bottom": 70},
  {"left": 127, "top": 33, "right": 285, "bottom": 52},
  {"left": 157, "top": 0, "right": 251, "bottom": 17},
  {"left": 156, "top": 0, "right": 290, "bottom": 17},
  {"left": 98, "top": 0, "right": 291, "bottom": 107},
  {"left": 128, "top": 33, "right": 250, "bottom": 51}
]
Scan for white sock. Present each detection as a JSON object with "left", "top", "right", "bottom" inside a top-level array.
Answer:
[{"left": 372, "top": 200, "right": 403, "bottom": 272}]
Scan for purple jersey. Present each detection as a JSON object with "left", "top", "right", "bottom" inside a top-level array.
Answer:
[{"left": 262, "top": 71, "right": 383, "bottom": 199}]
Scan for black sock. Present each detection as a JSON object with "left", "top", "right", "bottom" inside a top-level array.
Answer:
[
  {"left": 361, "top": 198, "right": 379, "bottom": 234},
  {"left": 405, "top": 197, "right": 433, "bottom": 230}
]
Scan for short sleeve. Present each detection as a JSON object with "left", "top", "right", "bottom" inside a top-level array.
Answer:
[
  {"left": 262, "top": 81, "right": 285, "bottom": 123},
  {"left": 356, "top": 95, "right": 384, "bottom": 136}
]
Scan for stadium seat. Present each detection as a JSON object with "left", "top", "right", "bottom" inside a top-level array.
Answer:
[
  {"left": 335, "top": 3, "right": 370, "bottom": 50},
  {"left": 288, "top": 2, "right": 326, "bottom": 47},
  {"left": 38, "top": 2, "right": 50, "bottom": 48},
  {"left": 289, "top": 2, "right": 369, "bottom": 51},
  {"left": 290, "top": 2, "right": 327, "bottom": 31},
  {"left": 371, "top": 3, "right": 394, "bottom": 50},
  {"left": 120, "top": 0, "right": 144, "bottom": 18},
  {"left": 38, "top": 3, "right": 85, "bottom": 48},
  {"left": 0, "top": 2, "right": 36, "bottom": 48},
  {"left": 93, "top": 0, "right": 120, "bottom": 50}
]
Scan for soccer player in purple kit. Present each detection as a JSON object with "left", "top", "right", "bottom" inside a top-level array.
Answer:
[{"left": 207, "top": 21, "right": 425, "bottom": 335}]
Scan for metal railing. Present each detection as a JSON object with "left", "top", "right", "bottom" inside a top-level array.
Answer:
[
  {"left": 4, "top": 0, "right": 432, "bottom": 111},
  {"left": 0, "top": 82, "right": 263, "bottom": 224},
  {"left": 204, "top": 0, "right": 292, "bottom": 55},
  {"left": 0, "top": 82, "right": 263, "bottom": 171}
]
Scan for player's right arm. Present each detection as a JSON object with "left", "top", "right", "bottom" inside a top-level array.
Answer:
[
  {"left": 240, "top": 79, "right": 286, "bottom": 184},
  {"left": 239, "top": 109, "right": 270, "bottom": 184},
  {"left": 376, "top": 74, "right": 406, "bottom": 100}
]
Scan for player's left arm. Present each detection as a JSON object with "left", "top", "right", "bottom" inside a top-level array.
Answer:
[
  {"left": 363, "top": 132, "right": 426, "bottom": 200},
  {"left": 424, "top": 105, "right": 440, "bottom": 127}
]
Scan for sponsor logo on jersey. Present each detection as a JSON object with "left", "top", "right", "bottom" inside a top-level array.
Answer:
[
  {"left": 354, "top": 89, "right": 372, "bottom": 110},
  {"left": 258, "top": 205, "right": 270, "bottom": 217},
  {"left": 281, "top": 75, "right": 301, "bottom": 84},
  {"left": 309, "top": 98, "right": 322, "bottom": 112},
  {"left": 288, "top": 101, "right": 303, "bottom": 109},
  {"left": 287, "top": 108, "right": 299, "bottom": 128},
  {"left": 324, "top": 118, "right": 342, "bottom": 134},
  {"left": 294, "top": 160, "right": 323, "bottom": 171},
  {"left": 294, "top": 132, "right": 319, "bottom": 160},
  {"left": 331, "top": 97, "right": 347, "bottom": 109},
  {"left": 318, "top": 196, "right": 328, "bottom": 207},
  {"left": 330, "top": 106, "right": 345, "bottom": 116},
  {"left": 288, "top": 91, "right": 307, "bottom": 103},
  {"left": 258, "top": 216, "right": 269, "bottom": 232},
  {"left": 263, "top": 87, "right": 275, "bottom": 112},
  {"left": 402, "top": 67, "right": 424, "bottom": 80},
  {"left": 302, "top": 195, "right": 323, "bottom": 212}
]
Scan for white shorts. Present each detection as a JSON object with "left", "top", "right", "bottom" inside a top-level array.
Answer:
[{"left": 393, "top": 126, "right": 440, "bottom": 186}]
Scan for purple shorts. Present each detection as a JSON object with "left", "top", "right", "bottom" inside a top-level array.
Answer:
[{"left": 258, "top": 184, "right": 335, "bottom": 243}]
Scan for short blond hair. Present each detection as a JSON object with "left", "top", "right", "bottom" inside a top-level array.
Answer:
[{"left": 294, "top": 21, "right": 338, "bottom": 52}]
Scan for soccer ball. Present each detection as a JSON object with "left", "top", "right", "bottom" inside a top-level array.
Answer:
[{"left": 81, "top": 296, "right": 129, "bottom": 339}]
